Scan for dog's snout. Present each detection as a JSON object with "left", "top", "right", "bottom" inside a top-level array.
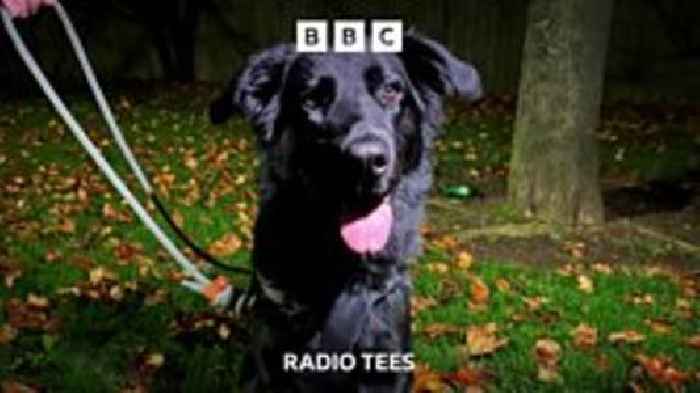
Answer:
[{"left": 350, "top": 141, "right": 389, "bottom": 177}]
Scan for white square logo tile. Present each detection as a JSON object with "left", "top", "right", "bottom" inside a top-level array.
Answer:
[
  {"left": 296, "top": 20, "right": 328, "bottom": 53},
  {"left": 371, "top": 20, "right": 403, "bottom": 53},
  {"left": 334, "top": 20, "right": 366, "bottom": 53}
]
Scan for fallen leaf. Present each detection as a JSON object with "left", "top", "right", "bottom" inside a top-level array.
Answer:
[
  {"left": 564, "top": 242, "right": 585, "bottom": 259},
  {"left": 445, "top": 364, "right": 493, "bottom": 390},
  {"left": 422, "top": 323, "right": 463, "bottom": 339},
  {"left": 456, "top": 251, "right": 473, "bottom": 270},
  {"left": 591, "top": 262, "right": 613, "bottom": 274},
  {"left": 207, "top": 233, "right": 242, "bottom": 257},
  {"left": 523, "top": 296, "right": 549, "bottom": 311},
  {"left": 114, "top": 243, "right": 139, "bottom": 262},
  {"left": 109, "top": 285, "right": 124, "bottom": 301},
  {"left": 571, "top": 323, "right": 597, "bottom": 349},
  {"left": 0, "top": 324, "right": 18, "bottom": 345},
  {"left": 26, "top": 294, "right": 49, "bottom": 309},
  {"left": 184, "top": 155, "right": 198, "bottom": 170},
  {"left": 432, "top": 235, "right": 459, "bottom": 251},
  {"left": 153, "top": 172, "right": 175, "bottom": 195},
  {"left": 469, "top": 277, "right": 490, "bottom": 308},
  {"left": 145, "top": 352, "right": 164, "bottom": 368},
  {"left": 102, "top": 203, "right": 132, "bottom": 223},
  {"left": 463, "top": 323, "right": 508, "bottom": 356},
  {"left": 0, "top": 263, "right": 22, "bottom": 288},
  {"left": 556, "top": 263, "right": 578, "bottom": 277},
  {"left": 686, "top": 335, "right": 700, "bottom": 350},
  {"left": 494, "top": 279, "right": 511, "bottom": 292},
  {"left": 608, "top": 330, "right": 645, "bottom": 344},
  {"left": 56, "top": 217, "right": 75, "bottom": 233},
  {"left": 426, "top": 263, "right": 449, "bottom": 274},
  {"left": 172, "top": 210, "right": 184, "bottom": 228},
  {"left": 534, "top": 339, "right": 562, "bottom": 383},
  {"left": 89, "top": 266, "right": 116, "bottom": 284},
  {"left": 411, "top": 296, "right": 438, "bottom": 316},
  {"left": 1, "top": 380, "right": 39, "bottom": 393},
  {"left": 629, "top": 294, "right": 655, "bottom": 306},
  {"left": 44, "top": 249, "right": 61, "bottom": 263},
  {"left": 644, "top": 319, "right": 673, "bottom": 335},
  {"left": 634, "top": 354, "right": 690, "bottom": 389},
  {"left": 218, "top": 324, "right": 231, "bottom": 340},
  {"left": 413, "top": 363, "right": 451, "bottom": 393},
  {"left": 674, "top": 298, "right": 693, "bottom": 320},
  {"left": 577, "top": 274, "right": 594, "bottom": 294},
  {"left": 5, "top": 298, "right": 60, "bottom": 332}
]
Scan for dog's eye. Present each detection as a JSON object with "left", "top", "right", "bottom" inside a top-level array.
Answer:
[
  {"left": 378, "top": 80, "right": 404, "bottom": 107},
  {"left": 300, "top": 76, "right": 335, "bottom": 117}
]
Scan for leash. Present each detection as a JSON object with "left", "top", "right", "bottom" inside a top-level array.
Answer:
[{"left": 1, "top": 2, "right": 254, "bottom": 308}]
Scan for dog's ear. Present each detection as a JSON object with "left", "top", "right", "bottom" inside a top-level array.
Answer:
[
  {"left": 209, "top": 44, "right": 295, "bottom": 142},
  {"left": 399, "top": 32, "right": 482, "bottom": 123}
]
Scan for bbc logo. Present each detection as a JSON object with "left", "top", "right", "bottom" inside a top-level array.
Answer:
[{"left": 296, "top": 20, "right": 403, "bottom": 53}]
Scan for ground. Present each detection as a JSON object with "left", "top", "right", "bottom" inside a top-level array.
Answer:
[{"left": 0, "top": 84, "right": 698, "bottom": 392}]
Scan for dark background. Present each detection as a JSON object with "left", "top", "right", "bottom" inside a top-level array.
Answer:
[{"left": 1, "top": 0, "right": 699, "bottom": 100}]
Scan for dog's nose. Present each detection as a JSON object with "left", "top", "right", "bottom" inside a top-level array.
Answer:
[{"left": 349, "top": 141, "right": 388, "bottom": 177}]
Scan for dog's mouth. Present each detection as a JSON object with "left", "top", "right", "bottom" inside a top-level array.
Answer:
[{"left": 339, "top": 196, "right": 392, "bottom": 255}]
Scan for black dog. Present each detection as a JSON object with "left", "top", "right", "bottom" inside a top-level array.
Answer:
[{"left": 210, "top": 32, "right": 482, "bottom": 393}]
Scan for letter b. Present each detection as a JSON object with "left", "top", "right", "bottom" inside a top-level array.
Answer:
[
  {"left": 334, "top": 20, "right": 365, "bottom": 53},
  {"left": 296, "top": 20, "right": 328, "bottom": 53}
]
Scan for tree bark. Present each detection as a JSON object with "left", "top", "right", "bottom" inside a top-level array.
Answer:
[{"left": 509, "top": 0, "right": 613, "bottom": 226}]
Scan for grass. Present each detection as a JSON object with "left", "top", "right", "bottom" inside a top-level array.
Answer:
[{"left": 0, "top": 90, "right": 698, "bottom": 392}]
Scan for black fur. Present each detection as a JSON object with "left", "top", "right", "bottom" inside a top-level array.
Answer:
[{"left": 210, "top": 32, "right": 482, "bottom": 393}]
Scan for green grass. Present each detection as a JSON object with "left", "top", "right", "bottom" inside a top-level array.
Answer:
[
  {"left": 413, "top": 244, "right": 699, "bottom": 392},
  {"left": 0, "top": 93, "right": 698, "bottom": 392}
]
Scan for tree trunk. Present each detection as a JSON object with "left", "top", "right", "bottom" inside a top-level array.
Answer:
[{"left": 508, "top": 0, "right": 613, "bottom": 226}]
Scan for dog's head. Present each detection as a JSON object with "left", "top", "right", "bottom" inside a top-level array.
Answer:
[{"left": 210, "top": 33, "right": 481, "bottom": 254}]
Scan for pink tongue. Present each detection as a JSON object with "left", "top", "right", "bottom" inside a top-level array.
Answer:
[{"left": 340, "top": 200, "right": 392, "bottom": 254}]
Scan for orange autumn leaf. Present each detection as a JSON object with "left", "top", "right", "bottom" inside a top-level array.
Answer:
[
  {"left": 25, "top": 294, "right": 49, "bottom": 309},
  {"left": 0, "top": 324, "right": 18, "bottom": 345},
  {"left": 591, "top": 262, "right": 613, "bottom": 274},
  {"left": 629, "top": 293, "right": 654, "bottom": 306},
  {"left": 445, "top": 365, "right": 493, "bottom": 389},
  {"left": 411, "top": 296, "right": 438, "bottom": 316},
  {"left": 556, "top": 263, "right": 578, "bottom": 277},
  {"left": 102, "top": 203, "right": 132, "bottom": 223},
  {"left": 413, "top": 363, "right": 451, "bottom": 393},
  {"left": 644, "top": 319, "right": 673, "bottom": 335},
  {"left": 422, "top": 322, "right": 463, "bottom": 339},
  {"left": 456, "top": 251, "right": 473, "bottom": 270},
  {"left": 523, "top": 296, "right": 548, "bottom": 311},
  {"left": 686, "top": 335, "right": 700, "bottom": 350},
  {"left": 469, "top": 276, "right": 490, "bottom": 305},
  {"left": 431, "top": 235, "right": 459, "bottom": 251},
  {"left": 114, "top": 242, "right": 139, "bottom": 262},
  {"left": 56, "top": 217, "right": 75, "bottom": 233},
  {"left": 1, "top": 380, "right": 40, "bottom": 393},
  {"left": 494, "top": 278, "right": 511, "bottom": 292},
  {"left": 172, "top": 209, "right": 185, "bottom": 228},
  {"left": 608, "top": 330, "right": 645, "bottom": 344},
  {"left": 534, "top": 339, "right": 562, "bottom": 383},
  {"left": 463, "top": 323, "right": 508, "bottom": 356},
  {"left": 207, "top": 233, "right": 242, "bottom": 257},
  {"left": 577, "top": 274, "right": 594, "bottom": 294},
  {"left": 0, "top": 263, "right": 23, "bottom": 289},
  {"left": 570, "top": 323, "right": 598, "bottom": 349},
  {"left": 634, "top": 354, "right": 690, "bottom": 389}
]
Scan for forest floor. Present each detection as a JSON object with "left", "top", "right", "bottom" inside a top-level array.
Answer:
[{"left": 0, "top": 84, "right": 698, "bottom": 392}]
